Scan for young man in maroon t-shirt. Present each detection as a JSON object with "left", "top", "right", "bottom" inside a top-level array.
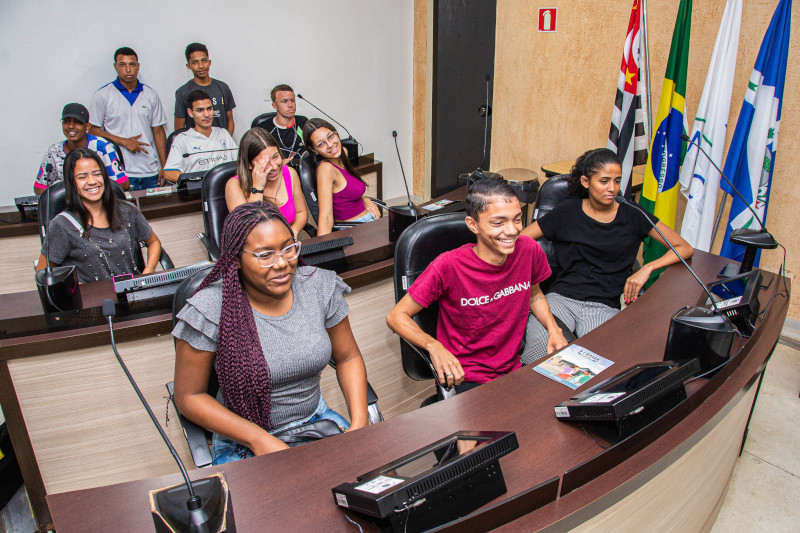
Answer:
[{"left": 387, "top": 179, "right": 568, "bottom": 393}]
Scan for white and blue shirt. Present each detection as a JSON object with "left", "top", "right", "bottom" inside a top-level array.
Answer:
[
  {"left": 89, "top": 78, "right": 167, "bottom": 178},
  {"left": 35, "top": 134, "right": 128, "bottom": 190},
  {"left": 165, "top": 127, "right": 237, "bottom": 174}
]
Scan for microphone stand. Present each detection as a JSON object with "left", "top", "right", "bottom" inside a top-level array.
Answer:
[
  {"left": 102, "top": 299, "right": 232, "bottom": 532},
  {"left": 387, "top": 131, "right": 419, "bottom": 243},
  {"left": 466, "top": 75, "right": 502, "bottom": 187},
  {"left": 680, "top": 133, "right": 778, "bottom": 277},
  {"left": 296, "top": 94, "right": 360, "bottom": 165}
]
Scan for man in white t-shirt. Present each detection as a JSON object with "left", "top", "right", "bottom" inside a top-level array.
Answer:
[
  {"left": 163, "top": 89, "right": 237, "bottom": 183},
  {"left": 89, "top": 46, "right": 168, "bottom": 190}
]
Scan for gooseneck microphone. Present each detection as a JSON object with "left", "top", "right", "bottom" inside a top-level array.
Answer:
[
  {"left": 478, "top": 74, "right": 491, "bottom": 171},
  {"left": 181, "top": 146, "right": 238, "bottom": 158},
  {"left": 615, "top": 196, "right": 719, "bottom": 312},
  {"left": 296, "top": 94, "right": 355, "bottom": 141},
  {"left": 392, "top": 131, "right": 415, "bottom": 211},
  {"left": 680, "top": 133, "right": 772, "bottom": 234},
  {"left": 103, "top": 299, "right": 231, "bottom": 532}
]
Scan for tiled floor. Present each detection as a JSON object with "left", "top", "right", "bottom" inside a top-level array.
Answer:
[
  {"left": 710, "top": 321, "right": 800, "bottom": 533},
  {"left": 2, "top": 322, "right": 799, "bottom": 533}
]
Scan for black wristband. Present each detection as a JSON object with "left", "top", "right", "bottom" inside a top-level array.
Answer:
[{"left": 251, "top": 187, "right": 263, "bottom": 194}]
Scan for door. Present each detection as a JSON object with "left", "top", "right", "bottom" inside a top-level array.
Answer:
[{"left": 432, "top": 0, "right": 497, "bottom": 196}]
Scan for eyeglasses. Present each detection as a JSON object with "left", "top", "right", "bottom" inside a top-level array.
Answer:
[
  {"left": 242, "top": 242, "right": 302, "bottom": 267},
  {"left": 314, "top": 131, "right": 338, "bottom": 150}
]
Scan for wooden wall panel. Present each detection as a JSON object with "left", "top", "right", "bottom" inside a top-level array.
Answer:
[{"left": 491, "top": 0, "right": 799, "bottom": 319}]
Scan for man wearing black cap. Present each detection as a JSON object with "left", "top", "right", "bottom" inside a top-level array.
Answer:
[{"left": 35, "top": 103, "right": 129, "bottom": 194}]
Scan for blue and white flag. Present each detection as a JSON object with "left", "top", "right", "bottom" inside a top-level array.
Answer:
[
  {"left": 720, "top": 0, "right": 792, "bottom": 265},
  {"left": 679, "top": 0, "right": 741, "bottom": 252}
]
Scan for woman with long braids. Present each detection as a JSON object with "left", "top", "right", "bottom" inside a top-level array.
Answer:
[
  {"left": 172, "top": 201, "right": 369, "bottom": 464},
  {"left": 302, "top": 118, "right": 381, "bottom": 236}
]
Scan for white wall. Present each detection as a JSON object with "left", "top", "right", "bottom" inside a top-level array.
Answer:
[{"left": 0, "top": 0, "right": 414, "bottom": 204}]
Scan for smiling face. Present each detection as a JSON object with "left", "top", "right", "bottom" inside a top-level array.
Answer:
[
  {"left": 62, "top": 117, "right": 88, "bottom": 145},
  {"left": 251, "top": 146, "right": 283, "bottom": 181},
  {"left": 113, "top": 54, "right": 139, "bottom": 87},
  {"left": 466, "top": 197, "right": 523, "bottom": 265},
  {"left": 581, "top": 163, "right": 622, "bottom": 207},
  {"left": 73, "top": 157, "right": 105, "bottom": 205},
  {"left": 237, "top": 220, "right": 298, "bottom": 301},
  {"left": 309, "top": 127, "right": 341, "bottom": 160}
]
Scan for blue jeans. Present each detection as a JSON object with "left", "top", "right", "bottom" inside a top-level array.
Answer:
[
  {"left": 128, "top": 175, "right": 159, "bottom": 191},
  {"left": 343, "top": 211, "right": 377, "bottom": 224},
  {"left": 211, "top": 397, "right": 349, "bottom": 465}
]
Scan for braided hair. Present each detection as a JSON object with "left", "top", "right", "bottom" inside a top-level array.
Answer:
[{"left": 194, "top": 201, "right": 296, "bottom": 430}]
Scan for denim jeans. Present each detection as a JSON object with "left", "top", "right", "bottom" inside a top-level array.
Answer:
[
  {"left": 211, "top": 397, "right": 349, "bottom": 465},
  {"left": 128, "top": 175, "right": 159, "bottom": 191},
  {"left": 343, "top": 211, "right": 377, "bottom": 224}
]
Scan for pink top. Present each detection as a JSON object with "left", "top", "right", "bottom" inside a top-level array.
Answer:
[
  {"left": 408, "top": 237, "right": 551, "bottom": 384},
  {"left": 230, "top": 165, "right": 296, "bottom": 224},
  {"left": 328, "top": 162, "right": 366, "bottom": 221}
]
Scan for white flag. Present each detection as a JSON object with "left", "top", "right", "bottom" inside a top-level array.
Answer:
[{"left": 678, "top": 0, "right": 742, "bottom": 251}]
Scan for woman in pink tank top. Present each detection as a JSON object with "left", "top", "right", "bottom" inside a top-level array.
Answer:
[
  {"left": 225, "top": 128, "right": 308, "bottom": 237},
  {"left": 302, "top": 118, "right": 381, "bottom": 236}
]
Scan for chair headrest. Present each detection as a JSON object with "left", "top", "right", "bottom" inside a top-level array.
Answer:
[
  {"left": 251, "top": 112, "right": 277, "bottom": 130},
  {"left": 534, "top": 174, "right": 571, "bottom": 220},
  {"left": 172, "top": 264, "right": 216, "bottom": 327}
]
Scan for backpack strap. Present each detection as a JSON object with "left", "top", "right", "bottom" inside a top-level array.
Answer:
[{"left": 58, "top": 212, "right": 84, "bottom": 237}]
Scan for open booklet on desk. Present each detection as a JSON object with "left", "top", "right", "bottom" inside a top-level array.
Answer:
[{"left": 534, "top": 344, "right": 614, "bottom": 390}]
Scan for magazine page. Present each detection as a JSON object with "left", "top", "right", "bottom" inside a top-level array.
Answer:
[{"left": 533, "top": 344, "right": 614, "bottom": 389}]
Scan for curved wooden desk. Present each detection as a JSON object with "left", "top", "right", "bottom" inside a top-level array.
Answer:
[{"left": 42, "top": 252, "right": 790, "bottom": 532}]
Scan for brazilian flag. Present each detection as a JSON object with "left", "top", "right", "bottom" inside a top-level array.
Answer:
[{"left": 640, "top": 0, "right": 691, "bottom": 283}]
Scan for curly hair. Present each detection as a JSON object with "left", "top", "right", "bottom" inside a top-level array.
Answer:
[
  {"left": 194, "top": 201, "right": 296, "bottom": 430},
  {"left": 567, "top": 148, "right": 622, "bottom": 198}
]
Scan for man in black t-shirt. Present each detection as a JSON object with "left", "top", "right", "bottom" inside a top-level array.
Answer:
[
  {"left": 174, "top": 43, "right": 236, "bottom": 135},
  {"left": 262, "top": 84, "right": 307, "bottom": 164}
]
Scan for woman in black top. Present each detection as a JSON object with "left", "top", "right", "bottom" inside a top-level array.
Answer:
[{"left": 520, "top": 148, "right": 693, "bottom": 363}]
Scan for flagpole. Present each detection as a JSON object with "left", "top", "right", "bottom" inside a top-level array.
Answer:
[
  {"left": 711, "top": 193, "right": 728, "bottom": 248},
  {"left": 641, "top": 0, "right": 653, "bottom": 134}
]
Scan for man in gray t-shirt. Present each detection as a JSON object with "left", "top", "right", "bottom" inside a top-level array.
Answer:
[{"left": 174, "top": 43, "right": 236, "bottom": 135}]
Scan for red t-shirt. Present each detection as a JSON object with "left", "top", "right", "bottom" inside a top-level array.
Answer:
[{"left": 408, "top": 236, "right": 551, "bottom": 383}]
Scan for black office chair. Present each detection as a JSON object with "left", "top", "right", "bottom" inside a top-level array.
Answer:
[
  {"left": 167, "top": 266, "right": 384, "bottom": 468},
  {"left": 196, "top": 161, "right": 237, "bottom": 261},
  {"left": 297, "top": 151, "right": 386, "bottom": 236},
  {"left": 251, "top": 112, "right": 277, "bottom": 131},
  {"left": 530, "top": 174, "right": 570, "bottom": 293},
  {"left": 166, "top": 127, "right": 189, "bottom": 162},
  {"left": 393, "top": 213, "right": 477, "bottom": 407},
  {"left": 37, "top": 180, "right": 173, "bottom": 271}
]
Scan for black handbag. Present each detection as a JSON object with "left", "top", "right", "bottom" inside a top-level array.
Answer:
[{"left": 272, "top": 419, "right": 344, "bottom": 445}]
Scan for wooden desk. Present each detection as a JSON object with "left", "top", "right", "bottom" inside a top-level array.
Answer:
[
  {"left": 0, "top": 187, "right": 464, "bottom": 530},
  {"left": 541, "top": 159, "right": 645, "bottom": 192},
  {"left": 41, "top": 253, "right": 789, "bottom": 532},
  {"left": 0, "top": 155, "right": 383, "bottom": 238}
]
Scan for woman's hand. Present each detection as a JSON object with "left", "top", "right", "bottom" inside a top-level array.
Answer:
[
  {"left": 251, "top": 153, "right": 270, "bottom": 190},
  {"left": 248, "top": 431, "right": 291, "bottom": 456},
  {"left": 624, "top": 264, "right": 653, "bottom": 304},
  {"left": 363, "top": 197, "right": 381, "bottom": 219},
  {"left": 141, "top": 264, "right": 156, "bottom": 275}
]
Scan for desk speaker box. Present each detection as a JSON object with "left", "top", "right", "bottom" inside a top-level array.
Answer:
[{"left": 664, "top": 306, "right": 736, "bottom": 375}]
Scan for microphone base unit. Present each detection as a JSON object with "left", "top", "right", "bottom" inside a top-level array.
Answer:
[
  {"left": 341, "top": 137, "right": 359, "bottom": 166},
  {"left": 388, "top": 204, "right": 419, "bottom": 243},
  {"left": 664, "top": 306, "right": 736, "bottom": 376},
  {"left": 718, "top": 228, "right": 780, "bottom": 277},
  {"left": 35, "top": 266, "right": 82, "bottom": 313},
  {"left": 150, "top": 472, "right": 236, "bottom": 533}
]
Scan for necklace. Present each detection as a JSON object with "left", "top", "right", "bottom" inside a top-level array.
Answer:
[
  {"left": 262, "top": 174, "right": 284, "bottom": 203},
  {"left": 269, "top": 120, "right": 302, "bottom": 155},
  {"left": 588, "top": 201, "right": 616, "bottom": 223}
]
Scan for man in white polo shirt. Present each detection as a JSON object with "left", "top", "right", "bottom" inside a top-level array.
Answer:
[
  {"left": 89, "top": 46, "right": 168, "bottom": 190},
  {"left": 163, "top": 89, "right": 237, "bottom": 183}
]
